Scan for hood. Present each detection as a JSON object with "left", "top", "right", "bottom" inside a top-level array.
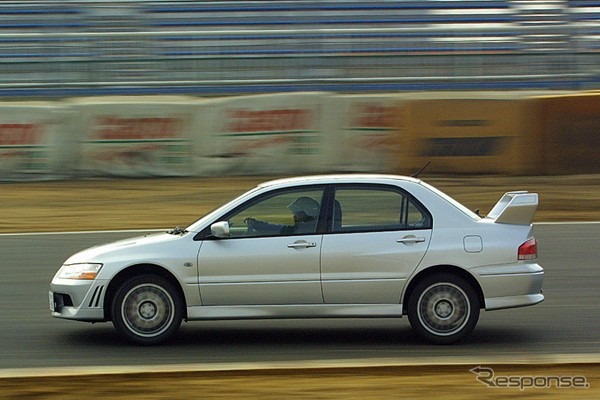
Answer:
[{"left": 63, "top": 232, "right": 182, "bottom": 264}]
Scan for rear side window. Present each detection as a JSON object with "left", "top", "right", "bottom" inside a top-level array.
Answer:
[{"left": 331, "top": 185, "right": 431, "bottom": 233}]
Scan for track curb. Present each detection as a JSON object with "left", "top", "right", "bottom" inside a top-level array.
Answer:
[{"left": 2, "top": 354, "right": 599, "bottom": 379}]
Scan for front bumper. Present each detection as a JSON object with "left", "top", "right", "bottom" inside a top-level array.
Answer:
[
  {"left": 50, "top": 278, "right": 108, "bottom": 322},
  {"left": 471, "top": 262, "right": 544, "bottom": 311}
]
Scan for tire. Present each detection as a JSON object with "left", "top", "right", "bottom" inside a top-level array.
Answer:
[
  {"left": 407, "top": 273, "right": 480, "bottom": 345},
  {"left": 111, "top": 274, "right": 183, "bottom": 345}
]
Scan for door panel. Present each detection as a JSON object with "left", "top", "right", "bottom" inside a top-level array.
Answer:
[
  {"left": 197, "top": 185, "right": 326, "bottom": 306},
  {"left": 320, "top": 184, "right": 433, "bottom": 304},
  {"left": 198, "top": 235, "right": 323, "bottom": 306},
  {"left": 321, "top": 230, "right": 430, "bottom": 304}
]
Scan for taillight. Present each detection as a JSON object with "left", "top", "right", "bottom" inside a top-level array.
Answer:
[{"left": 518, "top": 238, "right": 538, "bottom": 260}]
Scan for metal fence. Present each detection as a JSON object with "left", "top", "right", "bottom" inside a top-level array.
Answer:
[{"left": 1, "top": 0, "right": 600, "bottom": 98}]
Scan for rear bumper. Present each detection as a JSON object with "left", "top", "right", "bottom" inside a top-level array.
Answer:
[
  {"left": 484, "top": 293, "right": 544, "bottom": 311},
  {"left": 471, "top": 262, "right": 544, "bottom": 311}
]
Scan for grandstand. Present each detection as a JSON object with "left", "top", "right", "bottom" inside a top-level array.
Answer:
[{"left": 0, "top": 0, "right": 599, "bottom": 97}]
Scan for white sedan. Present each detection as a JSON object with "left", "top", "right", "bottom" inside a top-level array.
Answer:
[{"left": 50, "top": 175, "right": 544, "bottom": 345}]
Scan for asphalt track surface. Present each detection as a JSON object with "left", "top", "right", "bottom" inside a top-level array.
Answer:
[{"left": 0, "top": 223, "right": 598, "bottom": 371}]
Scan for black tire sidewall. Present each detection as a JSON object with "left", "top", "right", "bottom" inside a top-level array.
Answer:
[{"left": 111, "top": 274, "right": 183, "bottom": 345}]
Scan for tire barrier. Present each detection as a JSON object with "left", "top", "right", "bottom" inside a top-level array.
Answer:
[{"left": 1, "top": 90, "right": 598, "bottom": 181}]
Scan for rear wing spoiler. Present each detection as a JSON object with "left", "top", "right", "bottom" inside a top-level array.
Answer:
[{"left": 486, "top": 191, "right": 538, "bottom": 225}]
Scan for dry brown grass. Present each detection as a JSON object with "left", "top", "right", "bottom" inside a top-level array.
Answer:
[{"left": 1, "top": 174, "right": 599, "bottom": 234}]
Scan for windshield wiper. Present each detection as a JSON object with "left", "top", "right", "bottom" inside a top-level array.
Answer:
[{"left": 167, "top": 226, "right": 188, "bottom": 235}]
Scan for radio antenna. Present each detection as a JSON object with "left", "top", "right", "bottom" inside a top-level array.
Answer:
[{"left": 411, "top": 161, "right": 431, "bottom": 178}]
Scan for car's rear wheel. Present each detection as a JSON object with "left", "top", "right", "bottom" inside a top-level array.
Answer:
[
  {"left": 407, "top": 273, "right": 480, "bottom": 344},
  {"left": 111, "top": 274, "right": 183, "bottom": 345}
]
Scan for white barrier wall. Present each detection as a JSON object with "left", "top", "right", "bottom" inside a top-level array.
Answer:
[
  {"left": 67, "top": 96, "right": 199, "bottom": 177},
  {"left": 194, "top": 92, "right": 329, "bottom": 175},
  {"left": 323, "top": 94, "right": 407, "bottom": 172},
  {"left": 0, "top": 102, "right": 74, "bottom": 181}
]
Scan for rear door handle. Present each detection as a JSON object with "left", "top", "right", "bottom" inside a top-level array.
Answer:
[
  {"left": 287, "top": 241, "right": 317, "bottom": 249},
  {"left": 397, "top": 237, "right": 426, "bottom": 244}
]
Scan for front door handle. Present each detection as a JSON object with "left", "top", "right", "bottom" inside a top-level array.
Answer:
[
  {"left": 287, "top": 241, "right": 317, "bottom": 249},
  {"left": 397, "top": 236, "right": 426, "bottom": 244}
]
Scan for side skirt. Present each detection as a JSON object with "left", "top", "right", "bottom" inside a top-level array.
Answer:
[{"left": 186, "top": 304, "right": 404, "bottom": 321}]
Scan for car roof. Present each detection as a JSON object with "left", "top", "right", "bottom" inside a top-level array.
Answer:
[{"left": 258, "top": 174, "right": 423, "bottom": 188}]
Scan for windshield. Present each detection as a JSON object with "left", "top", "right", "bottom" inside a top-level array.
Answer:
[{"left": 185, "top": 185, "right": 263, "bottom": 232}]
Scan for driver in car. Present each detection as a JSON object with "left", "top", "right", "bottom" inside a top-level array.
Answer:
[{"left": 244, "top": 196, "right": 319, "bottom": 235}]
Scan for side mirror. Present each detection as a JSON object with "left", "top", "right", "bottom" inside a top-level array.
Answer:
[{"left": 210, "top": 221, "right": 230, "bottom": 238}]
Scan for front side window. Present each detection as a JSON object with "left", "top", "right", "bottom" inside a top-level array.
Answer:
[
  {"left": 331, "top": 186, "right": 431, "bottom": 233},
  {"left": 225, "top": 187, "right": 325, "bottom": 238}
]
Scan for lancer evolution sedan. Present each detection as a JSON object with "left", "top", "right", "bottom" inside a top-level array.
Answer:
[{"left": 50, "top": 174, "right": 544, "bottom": 345}]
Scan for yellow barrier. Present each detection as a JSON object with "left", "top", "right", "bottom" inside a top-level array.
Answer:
[
  {"left": 398, "top": 96, "right": 542, "bottom": 175},
  {"left": 534, "top": 93, "right": 600, "bottom": 174}
]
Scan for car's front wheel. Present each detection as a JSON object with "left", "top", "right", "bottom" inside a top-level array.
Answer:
[
  {"left": 111, "top": 274, "right": 183, "bottom": 345},
  {"left": 407, "top": 273, "right": 480, "bottom": 344}
]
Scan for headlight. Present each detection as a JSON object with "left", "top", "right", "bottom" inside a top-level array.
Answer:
[{"left": 56, "top": 263, "right": 103, "bottom": 280}]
